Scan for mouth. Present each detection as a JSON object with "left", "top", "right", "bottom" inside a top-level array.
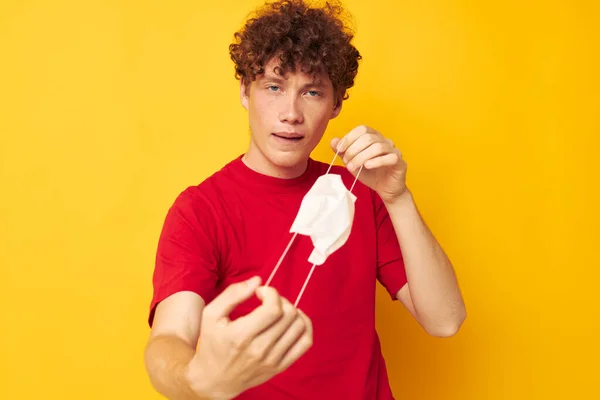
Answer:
[{"left": 272, "top": 132, "right": 305, "bottom": 141}]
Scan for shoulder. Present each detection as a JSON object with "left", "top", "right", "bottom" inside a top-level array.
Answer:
[
  {"left": 166, "top": 156, "right": 242, "bottom": 223},
  {"left": 173, "top": 156, "right": 241, "bottom": 205}
]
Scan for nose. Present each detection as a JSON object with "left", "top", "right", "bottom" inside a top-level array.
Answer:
[{"left": 278, "top": 93, "right": 304, "bottom": 124}]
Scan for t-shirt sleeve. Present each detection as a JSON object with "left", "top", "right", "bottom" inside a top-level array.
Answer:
[
  {"left": 148, "top": 187, "right": 220, "bottom": 327},
  {"left": 373, "top": 190, "right": 408, "bottom": 300}
]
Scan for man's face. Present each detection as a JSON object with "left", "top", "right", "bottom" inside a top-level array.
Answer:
[{"left": 241, "top": 57, "right": 342, "bottom": 173}]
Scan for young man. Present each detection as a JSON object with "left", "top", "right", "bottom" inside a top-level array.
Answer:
[{"left": 144, "top": 1, "right": 466, "bottom": 399}]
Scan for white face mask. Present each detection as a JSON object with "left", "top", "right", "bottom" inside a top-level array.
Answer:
[
  {"left": 289, "top": 173, "right": 357, "bottom": 266},
  {"left": 264, "top": 144, "right": 363, "bottom": 307}
]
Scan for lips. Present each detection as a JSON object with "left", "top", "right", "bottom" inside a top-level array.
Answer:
[{"left": 273, "top": 131, "right": 304, "bottom": 140}]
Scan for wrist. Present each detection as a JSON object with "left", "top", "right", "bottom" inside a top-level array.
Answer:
[
  {"left": 183, "top": 361, "right": 230, "bottom": 400},
  {"left": 383, "top": 188, "right": 413, "bottom": 208}
]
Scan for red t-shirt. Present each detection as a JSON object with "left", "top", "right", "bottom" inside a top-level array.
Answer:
[{"left": 149, "top": 155, "right": 408, "bottom": 399}]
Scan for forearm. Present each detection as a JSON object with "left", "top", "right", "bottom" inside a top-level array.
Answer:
[
  {"left": 144, "top": 334, "right": 206, "bottom": 400},
  {"left": 385, "top": 190, "right": 466, "bottom": 335}
]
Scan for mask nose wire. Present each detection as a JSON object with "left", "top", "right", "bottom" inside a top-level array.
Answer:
[{"left": 264, "top": 137, "right": 363, "bottom": 308}]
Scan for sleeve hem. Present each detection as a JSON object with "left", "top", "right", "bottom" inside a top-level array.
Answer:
[
  {"left": 148, "top": 283, "right": 217, "bottom": 327},
  {"left": 377, "top": 259, "right": 408, "bottom": 301}
]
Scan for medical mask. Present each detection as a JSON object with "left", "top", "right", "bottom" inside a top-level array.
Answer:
[
  {"left": 290, "top": 173, "right": 357, "bottom": 266},
  {"left": 265, "top": 144, "right": 363, "bottom": 306}
]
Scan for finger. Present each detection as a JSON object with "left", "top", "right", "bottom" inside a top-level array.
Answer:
[
  {"left": 248, "top": 296, "right": 299, "bottom": 359},
  {"left": 363, "top": 151, "right": 403, "bottom": 170},
  {"left": 229, "top": 286, "right": 284, "bottom": 340},
  {"left": 330, "top": 137, "right": 341, "bottom": 153},
  {"left": 346, "top": 140, "right": 394, "bottom": 171},
  {"left": 203, "top": 276, "right": 261, "bottom": 321},
  {"left": 298, "top": 309, "right": 313, "bottom": 337},
  {"left": 336, "top": 125, "right": 369, "bottom": 153},
  {"left": 276, "top": 310, "right": 313, "bottom": 371},
  {"left": 264, "top": 314, "right": 306, "bottom": 367},
  {"left": 341, "top": 132, "right": 378, "bottom": 165}
]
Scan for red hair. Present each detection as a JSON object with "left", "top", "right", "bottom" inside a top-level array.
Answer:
[{"left": 229, "top": 0, "right": 362, "bottom": 101}]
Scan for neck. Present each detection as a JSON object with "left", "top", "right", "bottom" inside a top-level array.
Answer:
[{"left": 242, "top": 141, "right": 308, "bottom": 179}]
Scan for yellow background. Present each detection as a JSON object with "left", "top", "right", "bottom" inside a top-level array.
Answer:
[{"left": 1, "top": 0, "right": 598, "bottom": 399}]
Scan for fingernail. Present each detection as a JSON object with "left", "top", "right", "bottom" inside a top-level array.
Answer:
[{"left": 246, "top": 276, "right": 261, "bottom": 289}]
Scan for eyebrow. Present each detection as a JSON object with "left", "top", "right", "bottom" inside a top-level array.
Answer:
[{"left": 261, "top": 73, "right": 327, "bottom": 89}]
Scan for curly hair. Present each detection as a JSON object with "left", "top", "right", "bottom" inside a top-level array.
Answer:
[{"left": 229, "top": 0, "right": 362, "bottom": 101}]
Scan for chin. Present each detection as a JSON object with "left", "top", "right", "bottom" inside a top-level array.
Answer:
[{"left": 267, "top": 149, "right": 308, "bottom": 169}]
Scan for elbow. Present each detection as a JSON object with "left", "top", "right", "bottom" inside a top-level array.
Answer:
[
  {"left": 425, "top": 308, "right": 467, "bottom": 338},
  {"left": 427, "top": 323, "right": 461, "bottom": 338}
]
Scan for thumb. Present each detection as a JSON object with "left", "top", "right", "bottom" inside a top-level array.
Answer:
[
  {"left": 330, "top": 137, "right": 342, "bottom": 152},
  {"left": 206, "top": 276, "right": 261, "bottom": 320}
]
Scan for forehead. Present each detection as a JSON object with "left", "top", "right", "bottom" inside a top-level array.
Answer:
[{"left": 260, "top": 57, "right": 331, "bottom": 86}]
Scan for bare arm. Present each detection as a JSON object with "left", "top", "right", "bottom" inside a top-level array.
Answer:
[
  {"left": 387, "top": 191, "right": 466, "bottom": 337},
  {"left": 330, "top": 125, "right": 466, "bottom": 338},
  {"left": 144, "top": 291, "right": 207, "bottom": 400},
  {"left": 144, "top": 277, "right": 314, "bottom": 400}
]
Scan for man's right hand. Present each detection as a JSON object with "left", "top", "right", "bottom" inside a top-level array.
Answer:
[{"left": 184, "top": 276, "right": 313, "bottom": 400}]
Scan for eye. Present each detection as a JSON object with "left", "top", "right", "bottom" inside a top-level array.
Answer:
[
  {"left": 307, "top": 90, "right": 320, "bottom": 97},
  {"left": 267, "top": 85, "right": 280, "bottom": 92}
]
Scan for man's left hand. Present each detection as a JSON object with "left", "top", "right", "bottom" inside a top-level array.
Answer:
[{"left": 331, "top": 125, "right": 408, "bottom": 204}]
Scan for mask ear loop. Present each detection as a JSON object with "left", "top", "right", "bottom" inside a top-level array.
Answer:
[
  {"left": 264, "top": 138, "right": 361, "bottom": 289},
  {"left": 293, "top": 164, "right": 362, "bottom": 307}
]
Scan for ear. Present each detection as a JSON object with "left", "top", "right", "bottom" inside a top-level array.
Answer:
[
  {"left": 330, "top": 96, "right": 343, "bottom": 119},
  {"left": 240, "top": 79, "right": 249, "bottom": 110}
]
